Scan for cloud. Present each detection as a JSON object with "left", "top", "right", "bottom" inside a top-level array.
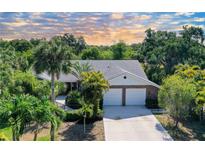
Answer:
[
  {"left": 175, "top": 12, "right": 195, "bottom": 17},
  {"left": 193, "top": 17, "right": 205, "bottom": 22},
  {"left": 134, "top": 15, "right": 151, "bottom": 21},
  {"left": 2, "top": 19, "right": 28, "bottom": 27},
  {"left": 1, "top": 12, "right": 205, "bottom": 45},
  {"left": 111, "top": 13, "right": 124, "bottom": 20},
  {"left": 1, "top": 18, "right": 41, "bottom": 27}
]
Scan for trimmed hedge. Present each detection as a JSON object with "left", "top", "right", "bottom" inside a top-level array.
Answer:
[{"left": 64, "top": 108, "right": 103, "bottom": 123}]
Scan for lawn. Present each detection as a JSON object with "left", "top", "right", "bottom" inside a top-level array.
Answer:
[
  {"left": 0, "top": 120, "right": 104, "bottom": 141},
  {"left": 155, "top": 114, "right": 205, "bottom": 141},
  {"left": 0, "top": 127, "right": 12, "bottom": 140}
]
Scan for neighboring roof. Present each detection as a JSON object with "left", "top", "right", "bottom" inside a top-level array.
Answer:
[{"left": 37, "top": 60, "right": 159, "bottom": 88}]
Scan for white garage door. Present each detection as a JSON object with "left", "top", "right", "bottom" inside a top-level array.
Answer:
[
  {"left": 103, "top": 88, "right": 122, "bottom": 105},
  {"left": 126, "top": 88, "right": 146, "bottom": 105}
]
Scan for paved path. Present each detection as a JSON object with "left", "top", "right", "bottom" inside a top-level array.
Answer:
[
  {"left": 103, "top": 106, "right": 173, "bottom": 141},
  {"left": 55, "top": 95, "right": 72, "bottom": 110}
]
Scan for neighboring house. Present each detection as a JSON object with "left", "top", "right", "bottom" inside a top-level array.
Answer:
[{"left": 37, "top": 60, "right": 159, "bottom": 106}]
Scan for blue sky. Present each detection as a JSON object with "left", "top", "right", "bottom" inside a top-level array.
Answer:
[{"left": 0, "top": 12, "right": 204, "bottom": 45}]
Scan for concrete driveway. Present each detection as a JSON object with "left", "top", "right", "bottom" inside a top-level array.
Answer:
[{"left": 103, "top": 106, "right": 173, "bottom": 141}]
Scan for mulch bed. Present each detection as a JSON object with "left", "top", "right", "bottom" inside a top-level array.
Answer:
[
  {"left": 155, "top": 114, "right": 205, "bottom": 141},
  {"left": 21, "top": 120, "right": 105, "bottom": 141}
]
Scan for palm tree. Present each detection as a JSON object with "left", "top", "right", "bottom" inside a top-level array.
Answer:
[
  {"left": 32, "top": 99, "right": 51, "bottom": 141},
  {"left": 72, "top": 61, "right": 92, "bottom": 80},
  {"left": 71, "top": 61, "right": 92, "bottom": 89},
  {"left": 0, "top": 95, "right": 35, "bottom": 141},
  {"left": 48, "top": 102, "right": 64, "bottom": 141},
  {"left": 33, "top": 37, "right": 72, "bottom": 103},
  {"left": 81, "top": 71, "right": 109, "bottom": 118}
]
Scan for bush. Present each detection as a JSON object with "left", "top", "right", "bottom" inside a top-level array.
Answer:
[
  {"left": 64, "top": 110, "right": 82, "bottom": 122},
  {"left": 0, "top": 132, "right": 8, "bottom": 141},
  {"left": 145, "top": 98, "right": 159, "bottom": 109},
  {"left": 64, "top": 108, "right": 103, "bottom": 122},
  {"left": 56, "top": 82, "right": 66, "bottom": 95},
  {"left": 65, "top": 90, "right": 81, "bottom": 109}
]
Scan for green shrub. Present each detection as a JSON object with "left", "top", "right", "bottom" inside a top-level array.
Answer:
[
  {"left": 0, "top": 132, "right": 9, "bottom": 141},
  {"left": 64, "top": 110, "right": 82, "bottom": 122},
  {"left": 80, "top": 100, "right": 94, "bottom": 118},
  {"left": 145, "top": 98, "right": 159, "bottom": 109},
  {"left": 65, "top": 90, "right": 81, "bottom": 109},
  {"left": 64, "top": 108, "right": 102, "bottom": 122},
  {"left": 56, "top": 82, "right": 66, "bottom": 95}
]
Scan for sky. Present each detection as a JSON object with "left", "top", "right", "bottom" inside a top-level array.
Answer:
[{"left": 0, "top": 12, "right": 205, "bottom": 45}]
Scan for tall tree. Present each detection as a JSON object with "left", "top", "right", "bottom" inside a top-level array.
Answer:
[
  {"left": 158, "top": 75, "right": 196, "bottom": 128},
  {"left": 10, "top": 39, "right": 33, "bottom": 52},
  {"left": 33, "top": 37, "right": 72, "bottom": 103},
  {"left": 81, "top": 47, "right": 100, "bottom": 60},
  {"left": 112, "top": 41, "right": 127, "bottom": 60}
]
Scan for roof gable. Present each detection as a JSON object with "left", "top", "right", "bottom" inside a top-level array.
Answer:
[{"left": 37, "top": 60, "right": 154, "bottom": 85}]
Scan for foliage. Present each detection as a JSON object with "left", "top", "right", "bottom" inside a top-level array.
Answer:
[
  {"left": 55, "top": 81, "right": 66, "bottom": 96},
  {"left": 0, "top": 63, "right": 13, "bottom": 97},
  {"left": 0, "top": 132, "right": 9, "bottom": 141},
  {"left": 0, "top": 94, "right": 65, "bottom": 141},
  {"left": 16, "top": 50, "right": 34, "bottom": 71},
  {"left": 64, "top": 110, "right": 82, "bottom": 122},
  {"left": 79, "top": 98, "right": 94, "bottom": 119},
  {"left": 10, "top": 71, "right": 50, "bottom": 99},
  {"left": 31, "top": 99, "right": 64, "bottom": 141},
  {"left": 81, "top": 71, "right": 109, "bottom": 118},
  {"left": 0, "top": 95, "right": 36, "bottom": 140},
  {"left": 65, "top": 90, "right": 82, "bottom": 109},
  {"left": 158, "top": 75, "right": 196, "bottom": 127},
  {"left": 175, "top": 64, "right": 205, "bottom": 119},
  {"left": 10, "top": 39, "right": 33, "bottom": 52},
  {"left": 81, "top": 47, "right": 100, "bottom": 60},
  {"left": 61, "top": 33, "right": 86, "bottom": 55},
  {"left": 33, "top": 37, "right": 72, "bottom": 102},
  {"left": 142, "top": 26, "right": 205, "bottom": 84},
  {"left": 71, "top": 61, "right": 92, "bottom": 80},
  {"left": 0, "top": 127, "right": 12, "bottom": 141},
  {"left": 99, "top": 50, "right": 114, "bottom": 60},
  {"left": 111, "top": 41, "right": 127, "bottom": 59}
]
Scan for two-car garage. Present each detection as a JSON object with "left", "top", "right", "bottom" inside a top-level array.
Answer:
[{"left": 103, "top": 88, "right": 146, "bottom": 106}]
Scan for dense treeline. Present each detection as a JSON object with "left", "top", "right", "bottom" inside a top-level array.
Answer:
[{"left": 0, "top": 25, "right": 205, "bottom": 85}]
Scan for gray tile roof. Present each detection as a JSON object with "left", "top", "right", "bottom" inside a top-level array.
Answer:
[{"left": 37, "top": 60, "right": 148, "bottom": 82}]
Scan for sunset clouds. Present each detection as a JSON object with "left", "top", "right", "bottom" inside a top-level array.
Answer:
[{"left": 0, "top": 12, "right": 204, "bottom": 45}]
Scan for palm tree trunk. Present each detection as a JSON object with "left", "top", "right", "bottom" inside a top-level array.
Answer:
[
  {"left": 12, "top": 127, "right": 16, "bottom": 141},
  {"left": 51, "top": 73, "right": 55, "bottom": 103},
  {"left": 50, "top": 123, "right": 55, "bottom": 141}
]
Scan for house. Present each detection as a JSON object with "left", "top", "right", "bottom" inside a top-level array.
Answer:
[{"left": 37, "top": 60, "right": 159, "bottom": 106}]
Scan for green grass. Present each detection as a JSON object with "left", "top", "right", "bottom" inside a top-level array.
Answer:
[
  {"left": 155, "top": 114, "right": 205, "bottom": 141},
  {"left": 37, "top": 135, "right": 58, "bottom": 141},
  {"left": 37, "top": 135, "right": 50, "bottom": 141},
  {"left": 0, "top": 127, "right": 12, "bottom": 141}
]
